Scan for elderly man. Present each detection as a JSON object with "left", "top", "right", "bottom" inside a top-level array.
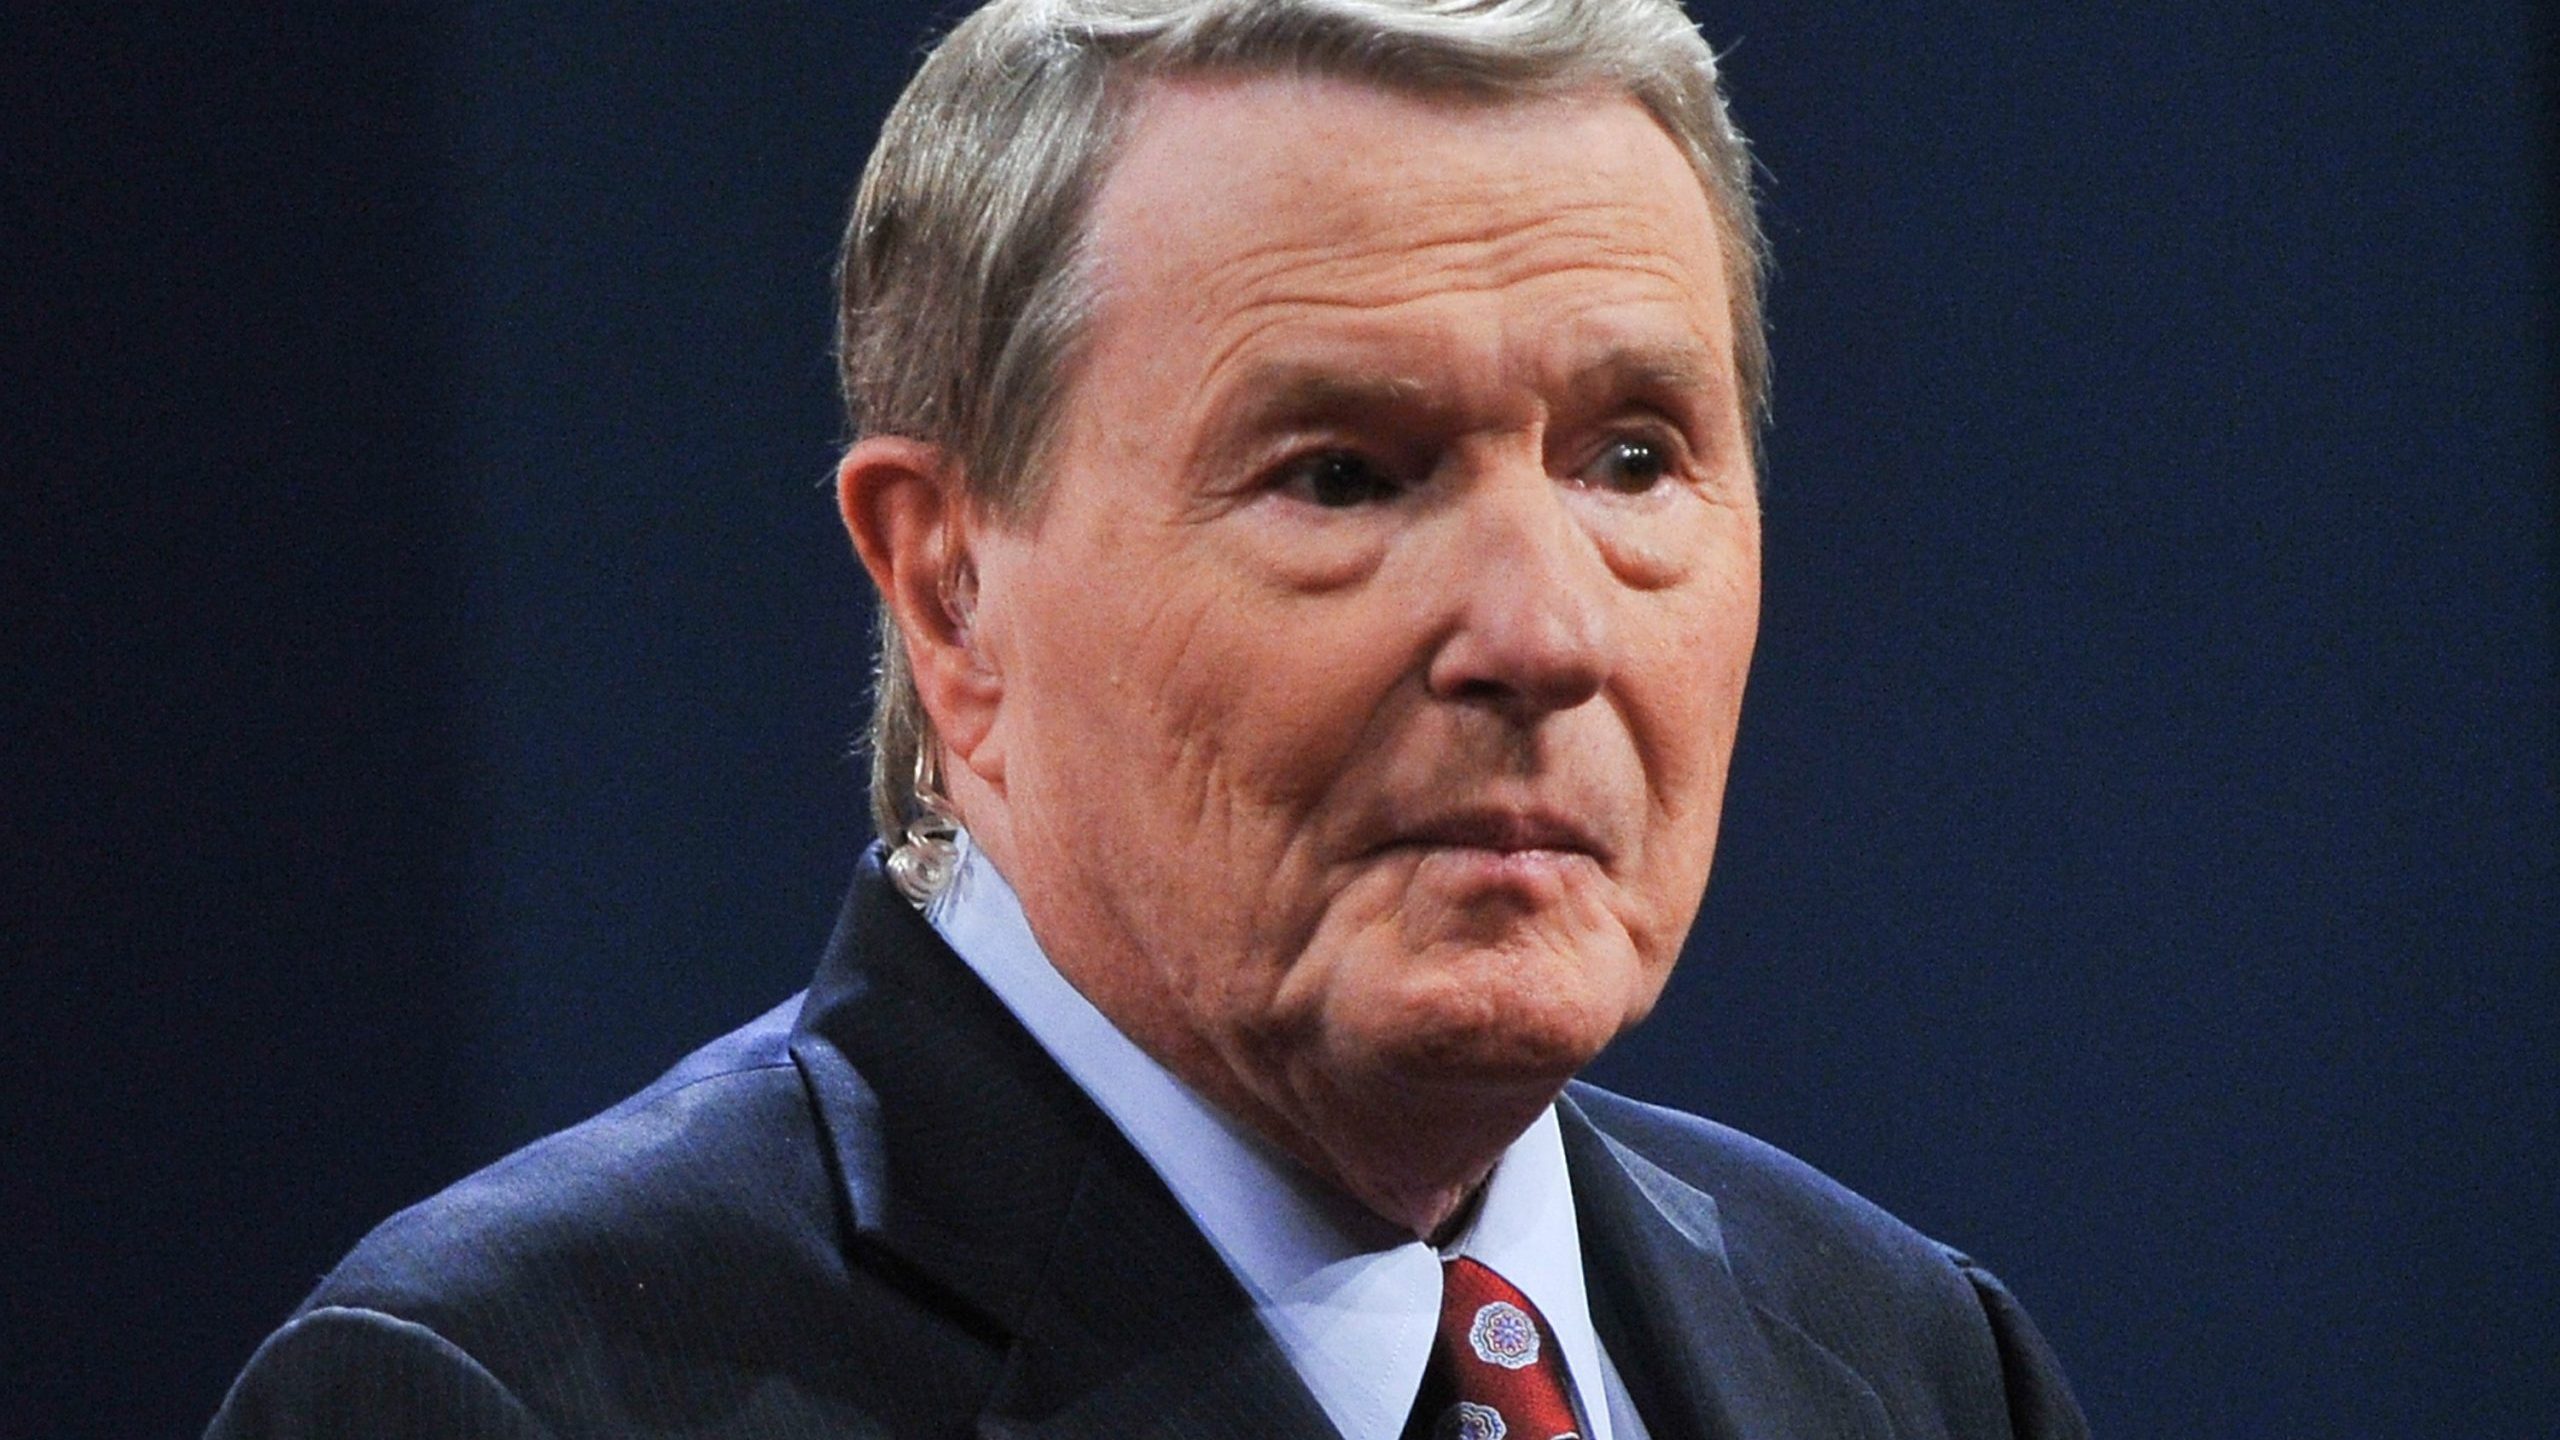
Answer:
[{"left": 212, "top": 1, "right": 2088, "bottom": 1437}]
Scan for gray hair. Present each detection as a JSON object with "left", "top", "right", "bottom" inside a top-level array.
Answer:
[{"left": 837, "top": 0, "right": 1769, "bottom": 846}]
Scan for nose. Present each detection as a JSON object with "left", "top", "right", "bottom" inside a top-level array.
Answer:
[{"left": 1423, "top": 473, "right": 1612, "bottom": 719}]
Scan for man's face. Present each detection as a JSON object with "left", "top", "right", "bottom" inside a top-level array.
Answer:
[{"left": 963, "top": 75, "right": 1759, "bottom": 1173}]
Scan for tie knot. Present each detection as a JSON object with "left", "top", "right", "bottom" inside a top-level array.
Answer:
[{"left": 1403, "top": 1257, "right": 1583, "bottom": 1440}]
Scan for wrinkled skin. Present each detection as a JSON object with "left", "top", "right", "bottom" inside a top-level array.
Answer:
[{"left": 841, "top": 74, "right": 1760, "bottom": 1238}]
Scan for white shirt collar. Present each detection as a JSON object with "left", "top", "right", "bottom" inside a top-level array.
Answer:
[{"left": 924, "top": 837, "right": 1619, "bottom": 1440}]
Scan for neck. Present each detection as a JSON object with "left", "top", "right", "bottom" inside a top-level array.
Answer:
[{"left": 1169, "top": 1035, "right": 1568, "bottom": 1241}]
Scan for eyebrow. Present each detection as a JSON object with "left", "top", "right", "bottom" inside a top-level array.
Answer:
[
  {"left": 1220, "top": 366, "right": 1434, "bottom": 432},
  {"left": 1198, "top": 339, "right": 1735, "bottom": 466},
  {"left": 1181, "top": 364, "right": 1439, "bottom": 481},
  {"left": 1571, "top": 341, "right": 1727, "bottom": 409},
  {"left": 1248, "top": 342, "right": 1724, "bottom": 406}
]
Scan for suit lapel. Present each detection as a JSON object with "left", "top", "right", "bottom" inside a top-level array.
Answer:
[
  {"left": 1560, "top": 1094, "right": 1892, "bottom": 1440},
  {"left": 787, "top": 857, "right": 1339, "bottom": 1440},
  {"left": 975, "top": 1132, "right": 1337, "bottom": 1440}
]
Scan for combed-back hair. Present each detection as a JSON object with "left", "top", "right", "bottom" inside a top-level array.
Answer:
[{"left": 838, "top": 0, "right": 1767, "bottom": 845}]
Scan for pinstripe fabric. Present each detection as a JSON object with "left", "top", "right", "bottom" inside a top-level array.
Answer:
[{"left": 208, "top": 852, "right": 2087, "bottom": 1439}]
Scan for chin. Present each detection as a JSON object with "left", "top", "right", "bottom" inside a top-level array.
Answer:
[{"left": 1331, "top": 937, "right": 1653, "bottom": 1091}]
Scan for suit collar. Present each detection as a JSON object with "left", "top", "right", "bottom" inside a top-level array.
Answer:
[
  {"left": 787, "top": 854, "right": 1338, "bottom": 1438},
  {"left": 1559, "top": 1092, "right": 1892, "bottom": 1440}
]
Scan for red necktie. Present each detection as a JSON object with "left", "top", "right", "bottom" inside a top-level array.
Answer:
[{"left": 1401, "top": 1256, "right": 1585, "bottom": 1440}]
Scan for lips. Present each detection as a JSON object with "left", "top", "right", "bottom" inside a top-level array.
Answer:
[{"left": 1381, "top": 807, "right": 1611, "bottom": 865}]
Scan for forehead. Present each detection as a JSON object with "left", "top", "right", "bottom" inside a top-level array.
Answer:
[{"left": 1075, "top": 73, "right": 1734, "bottom": 416}]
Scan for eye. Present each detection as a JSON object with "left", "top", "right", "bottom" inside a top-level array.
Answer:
[
  {"left": 1274, "top": 450, "right": 1404, "bottom": 508},
  {"left": 1576, "top": 436, "right": 1674, "bottom": 495}
]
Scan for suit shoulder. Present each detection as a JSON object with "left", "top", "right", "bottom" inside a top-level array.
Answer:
[
  {"left": 1562, "top": 1089, "right": 1985, "bottom": 1359},
  {"left": 1564, "top": 1083, "right": 2089, "bottom": 1438},
  {"left": 209, "top": 1305, "right": 556, "bottom": 1440},
  {"left": 1565, "top": 1081, "right": 1947, "bottom": 1272},
  {"left": 302, "top": 996, "right": 844, "bottom": 1366},
  {"left": 227, "top": 983, "right": 1000, "bottom": 1437}
]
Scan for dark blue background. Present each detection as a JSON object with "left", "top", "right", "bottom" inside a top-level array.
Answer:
[{"left": 10, "top": 5, "right": 2553, "bottom": 1437}]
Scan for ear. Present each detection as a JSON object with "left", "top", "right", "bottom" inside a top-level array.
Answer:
[{"left": 837, "top": 437, "right": 1002, "bottom": 767}]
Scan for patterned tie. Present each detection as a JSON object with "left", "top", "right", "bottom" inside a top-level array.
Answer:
[{"left": 1401, "top": 1256, "right": 1585, "bottom": 1440}]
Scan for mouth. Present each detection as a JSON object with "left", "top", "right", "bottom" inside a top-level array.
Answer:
[{"left": 1379, "top": 808, "right": 1611, "bottom": 867}]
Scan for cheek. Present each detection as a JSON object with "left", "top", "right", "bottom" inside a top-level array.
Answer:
[
  {"left": 1148, "top": 564, "right": 1425, "bottom": 802},
  {"left": 1622, "top": 557, "right": 1759, "bottom": 909},
  {"left": 1622, "top": 524, "right": 1753, "bottom": 706},
  {"left": 1001, "top": 566, "right": 1350, "bottom": 859}
]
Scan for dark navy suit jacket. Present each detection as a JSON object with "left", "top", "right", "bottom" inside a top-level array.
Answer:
[{"left": 209, "top": 854, "right": 2090, "bottom": 1439}]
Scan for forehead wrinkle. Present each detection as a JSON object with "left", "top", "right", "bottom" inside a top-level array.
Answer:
[
  {"left": 1187, "top": 242, "right": 1710, "bottom": 386},
  {"left": 1082, "top": 81, "right": 1725, "bottom": 353},
  {"left": 1172, "top": 196, "right": 1707, "bottom": 326}
]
